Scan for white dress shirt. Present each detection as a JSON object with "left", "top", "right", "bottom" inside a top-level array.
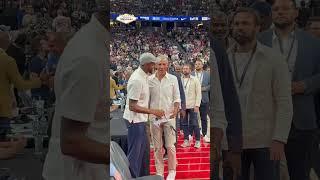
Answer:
[
  {"left": 148, "top": 72, "right": 181, "bottom": 120},
  {"left": 43, "top": 15, "right": 108, "bottom": 180},
  {"left": 123, "top": 67, "right": 150, "bottom": 123},
  {"left": 182, "top": 75, "right": 202, "bottom": 109}
]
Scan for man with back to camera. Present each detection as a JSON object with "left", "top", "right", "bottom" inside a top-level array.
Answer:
[
  {"left": 258, "top": 0, "right": 320, "bottom": 179},
  {"left": 42, "top": 1, "right": 110, "bottom": 180},
  {"left": 123, "top": 52, "right": 165, "bottom": 178}
]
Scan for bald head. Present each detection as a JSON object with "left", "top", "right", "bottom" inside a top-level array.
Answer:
[{"left": 0, "top": 32, "right": 10, "bottom": 50}]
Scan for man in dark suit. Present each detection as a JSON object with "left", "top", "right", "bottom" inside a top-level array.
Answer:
[
  {"left": 258, "top": 0, "right": 320, "bottom": 179},
  {"left": 192, "top": 59, "right": 210, "bottom": 142},
  {"left": 306, "top": 16, "right": 320, "bottom": 178}
]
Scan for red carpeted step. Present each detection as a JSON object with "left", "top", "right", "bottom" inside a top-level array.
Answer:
[
  {"left": 149, "top": 132, "right": 211, "bottom": 179},
  {"left": 150, "top": 170, "right": 210, "bottom": 179},
  {"left": 150, "top": 156, "right": 210, "bottom": 165}
]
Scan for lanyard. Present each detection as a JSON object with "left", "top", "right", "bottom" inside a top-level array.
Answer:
[
  {"left": 231, "top": 44, "right": 257, "bottom": 89},
  {"left": 196, "top": 72, "right": 203, "bottom": 83},
  {"left": 277, "top": 34, "right": 296, "bottom": 64},
  {"left": 182, "top": 77, "right": 190, "bottom": 90},
  {"left": 277, "top": 34, "right": 296, "bottom": 73}
]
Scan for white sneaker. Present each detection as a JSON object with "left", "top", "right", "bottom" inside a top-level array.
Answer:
[
  {"left": 166, "top": 170, "right": 176, "bottom": 180},
  {"left": 204, "top": 135, "right": 210, "bottom": 143},
  {"left": 181, "top": 140, "right": 190, "bottom": 147},
  {"left": 194, "top": 141, "right": 201, "bottom": 148},
  {"left": 189, "top": 135, "right": 193, "bottom": 141}
]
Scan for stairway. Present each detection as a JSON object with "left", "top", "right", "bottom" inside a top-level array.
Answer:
[{"left": 150, "top": 133, "right": 210, "bottom": 179}]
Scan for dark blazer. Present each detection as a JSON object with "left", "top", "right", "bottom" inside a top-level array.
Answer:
[
  {"left": 211, "top": 38, "right": 243, "bottom": 152},
  {"left": 171, "top": 71, "right": 186, "bottom": 111},
  {"left": 258, "top": 29, "right": 320, "bottom": 130}
]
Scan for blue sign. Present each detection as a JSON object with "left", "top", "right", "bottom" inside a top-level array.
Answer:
[{"left": 111, "top": 14, "right": 210, "bottom": 22}]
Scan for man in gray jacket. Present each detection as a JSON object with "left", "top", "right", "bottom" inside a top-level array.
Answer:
[{"left": 258, "top": 0, "right": 320, "bottom": 179}]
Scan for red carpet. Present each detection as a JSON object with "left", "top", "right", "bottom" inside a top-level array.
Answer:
[{"left": 150, "top": 133, "right": 210, "bottom": 179}]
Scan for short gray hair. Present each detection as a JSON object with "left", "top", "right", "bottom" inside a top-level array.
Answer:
[{"left": 156, "top": 54, "right": 169, "bottom": 63}]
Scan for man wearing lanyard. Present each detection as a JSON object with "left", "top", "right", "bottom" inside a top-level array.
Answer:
[
  {"left": 213, "top": 8, "right": 293, "bottom": 179},
  {"left": 123, "top": 53, "right": 165, "bottom": 178},
  {"left": 192, "top": 59, "right": 210, "bottom": 143},
  {"left": 181, "top": 64, "right": 202, "bottom": 148},
  {"left": 149, "top": 55, "right": 180, "bottom": 180},
  {"left": 258, "top": 0, "right": 320, "bottom": 179}
]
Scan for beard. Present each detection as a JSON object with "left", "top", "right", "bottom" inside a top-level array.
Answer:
[
  {"left": 183, "top": 72, "right": 190, "bottom": 76},
  {"left": 274, "top": 21, "right": 293, "bottom": 29},
  {"left": 213, "top": 31, "right": 227, "bottom": 39},
  {"left": 233, "top": 31, "right": 254, "bottom": 45}
]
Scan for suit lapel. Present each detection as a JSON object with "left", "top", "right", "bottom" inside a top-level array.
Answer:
[{"left": 292, "top": 30, "right": 304, "bottom": 81}]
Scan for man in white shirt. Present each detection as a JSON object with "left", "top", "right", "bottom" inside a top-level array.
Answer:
[
  {"left": 42, "top": 1, "right": 109, "bottom": 180},
  {"left": 123, "top": 53, "right": 165, "bottom": 178},
  {"left": 149, "top": 55, "right": 180, "bottom": 180},
  {"left": 181, "top": 64, "right": 202, "bottom": 148}
]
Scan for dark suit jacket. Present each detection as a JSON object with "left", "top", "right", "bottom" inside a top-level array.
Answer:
[
  {"left": 258, "top": 29, "right": 320, "bottom": 130},
  {"left": 171, "top": 71, "right": 186, "bottom": 111},
  {"left": 211, "top": 38, "right": 243, "bottom": 152}
]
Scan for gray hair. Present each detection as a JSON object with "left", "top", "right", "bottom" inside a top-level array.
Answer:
[{"left": 156, "top": 54, "right": 169, "bottom": 63}]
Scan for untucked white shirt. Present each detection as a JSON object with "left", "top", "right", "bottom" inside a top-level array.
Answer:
[
  {"left": 148, "top": 72, "right": 181, "bottom": 120},
  {"left": 43, "top": 15, "right": 108, "bottom": 180},
  {"left": 123, "top": 67, "right": 150, "bottom": 123}
]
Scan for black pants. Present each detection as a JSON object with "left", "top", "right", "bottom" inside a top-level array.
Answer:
[
  {"left": 199, "top": 102, "right": 209, "bottom": 136},
  {"left": 311, "top": 130, "right": 320, "bottom": 177},
  {"left": 285, "top": 125, "right": 318, "bottom": 180},
  {"left": 181, "top": 109, "right": 200, "bottom": 141},
  {"left": 127, "top": 122, "right": 148, "bottom": 178},
  {"left": 0, "top": 117, "right": 11, "bottom": 141},
  {"left": 222, "top": 149, "right": 280, "bottom": 180}
]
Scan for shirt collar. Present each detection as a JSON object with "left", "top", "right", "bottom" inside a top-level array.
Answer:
[
  {"left": 272, "top": 28, "right": 296, "bottom": 41},
  {"left": 150, "top": 72, "right": 169, "bottom": 80},
  {"left": 227, "top": 41, "right": 265, "bottom": 55},
  {"left": 137, "top": 67, "right": 148, "bottom": 79}
]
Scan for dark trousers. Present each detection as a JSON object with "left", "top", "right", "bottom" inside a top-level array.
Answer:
[
  {"left": 181, "top": 109, "right": 200, "bottom": 141},
  {"left": 199, "top": 102, "right": 209, "bottom": 136},
  {"left": 222, "top": 149, "right": 280, "bottom": 180},
  {"left": 0, "top": 117, "right": 11, "bottom": 141},
  {"left": 285, "top": 125, "right": 318, "bottom": 180},
  {"left": 311, "top": 131, "right": 320, "bottom": 177},
  {"left": 127, "top": 122, "right": 148, "bottom": 178}
]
